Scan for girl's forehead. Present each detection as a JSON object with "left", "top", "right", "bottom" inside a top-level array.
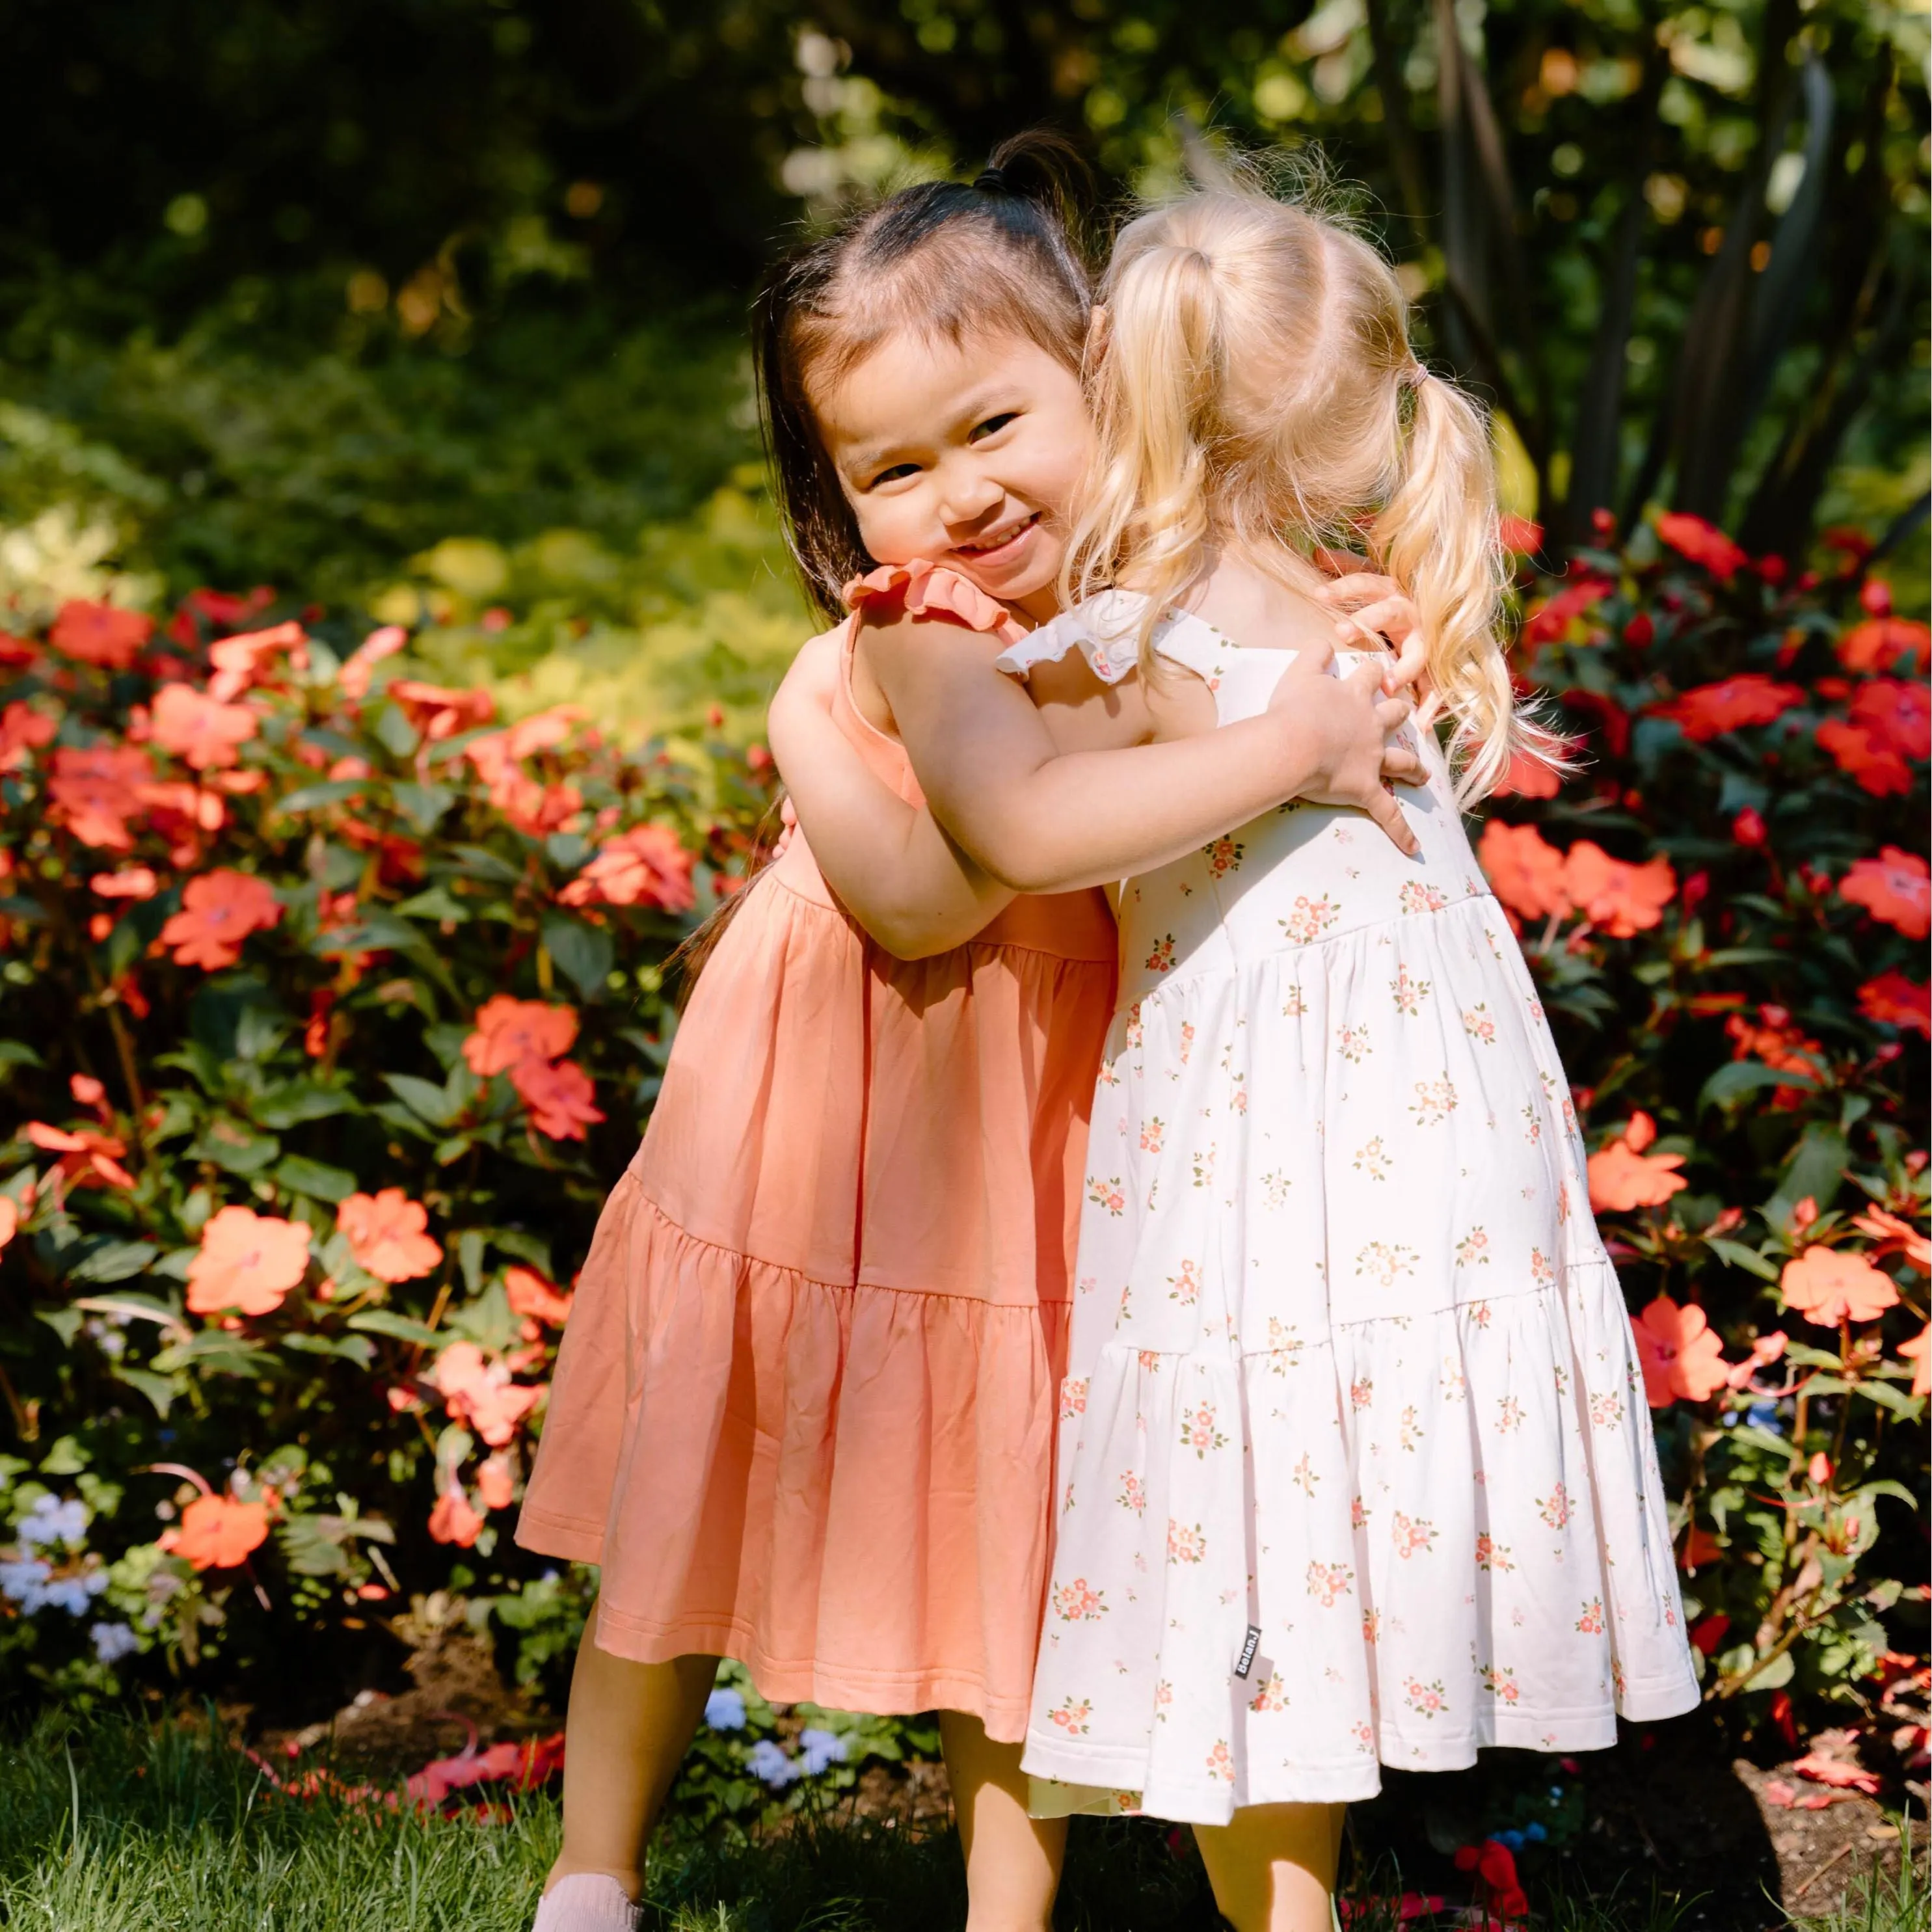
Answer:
[{"left": 810, "top": 327, "right": 1069, "bottom": 447}]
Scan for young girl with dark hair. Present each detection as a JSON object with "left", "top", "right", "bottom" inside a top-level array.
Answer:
[{"left": 518, "top": 137, "right": 1423, "bottom": 1932}]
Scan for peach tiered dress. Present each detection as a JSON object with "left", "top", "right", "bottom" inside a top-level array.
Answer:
[{"left": 518, "top": 563, "right": 1117, "bottom": 1739}]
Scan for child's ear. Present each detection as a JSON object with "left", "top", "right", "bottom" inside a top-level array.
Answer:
[{"left": 1084, "top": 304, "right": 1112, "bottom": 372}]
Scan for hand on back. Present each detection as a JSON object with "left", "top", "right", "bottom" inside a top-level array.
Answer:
[{"left": 1266, "top": 641, "right": 1423, "bottom": 857}]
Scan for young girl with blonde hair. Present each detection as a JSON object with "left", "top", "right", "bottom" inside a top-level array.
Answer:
[{"left": 518, "top": 139, "right": 1427, "bottom": 1932}]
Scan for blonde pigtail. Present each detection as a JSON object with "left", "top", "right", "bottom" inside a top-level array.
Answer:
[
  {"left": 1374, "top": 372, "right": 1565, "bottom": 805},
  {"left": 1066, "top": 243, "right": 1222, "bottom": 671}
]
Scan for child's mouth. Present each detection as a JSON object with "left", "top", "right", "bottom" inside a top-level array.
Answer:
[{"left": 954, "top": 512, "right": 1041, "bottom": 563}]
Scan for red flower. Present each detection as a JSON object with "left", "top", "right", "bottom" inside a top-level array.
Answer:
[
  {"left": 206, "top": 621, "right": 308, "bottom": 701},
  {"left": 1632, "top": 1295, "right": 1730, "bottom": 1405},
  {"left": 1497, "top": 515, "right": 1543, "bottom": 555},
  {"left": 337, "top": 1188, "right": 443, "bottom": 1283},
  {"left": 1852, "top": 677, "right": 1931, "bottom": 760},
  {"left": 505, "top": 1265, "right": 574, "bottom": 1326},
  {"left": 429, "top": 1341, "right": 543, "bottom": 1446},
  {"left": 1838, "top": 616, "right": 1929, "bottom": 674},
  {"left": 49, "top": 600, "right": 153, "bottom": 670},
  {"left": 165, "top": 1494, "right": 271, "bottom": 1570},
  {"left": 510, "top": 1056, "right": 605, "bottom": 1140},
  {"left": 1857, "top": 971, "right": 1930, "bottom": 1036},
  {"left": 428, "top": 1484, "right": 484, "bottom": 1548},
  {"left": 1724, "top": 1005, "right": 1825, "bottom": 1105},
  {"left": 1478, "top": 820, "right": 1570, "bottom": 922},
  {"left": 476, "top": 1454, "right": 516, "bottom": 1512},
  {"left": 1731, "top": 807, "right": 1766, "bottom": 848},
  {"left": 0, "top": 1196, "right": 16, "bottom": 1255},
  {"left": 148, "top": 682, "right": 259, "bottom": 770},
  {"left": 25, "top": 1121, "right": 136, "bottom": 1192},
  {"left": 1652, "top": 674, "right": 1803, "bottom": 742},
  {"left": 1520, "top": 575, "right": 1611, "bottom": 645},
  {"left": 1901, "top": 1328, "right": 1930, "bottom": 1399},
  {"left": 1778, "top": 1247, "right": 1899, "bottom": 1327},
  {"left": 1563, "top": 841, "right": 1676, "bottom": 937},
  {"left": 337, "top": 624, "right": 408, "bottom": 700},
  {"left": 160, "top": 870, "right": 283, "bottom": 969},
  {"left": 90, "top": 866, "right": 160, "bottom": 900},
  {"left": 1655, "top": 511, "right": 1747, "bottom": 581},
  {"left": 388, "top": 679, "right": 495, "bottom": 742},
  {"left": 185, "top": 1205, "right": 312, "bottom": 1316},
  {"left": 47, "top": 744, "right": 155, "bottom": 850},
  {"left": 558, "top": 822, "right": 698, "bottom": 913},
  {"left": 1588, "top": 1110, "right": 1688, "bottom": 1212},
  {"left": 0, "top": 701, "right": 56, "bottom": 773},
  {"left": 1838, "top": 847, "right": 1930, "bottom": 939},
  {"left": 1490, "top": 749, "right": 1562, "bottom": 799},
  {"left": 461, "top": 996, "right": 578, "bottom": 1077}
]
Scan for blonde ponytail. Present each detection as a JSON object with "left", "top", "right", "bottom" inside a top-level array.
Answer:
[
  {"left": 1063, "top": 165, "right": 1564, "bottom": 807},
  {"left": 1066, "top": 242, "right": 1223, "bottom": 670}
]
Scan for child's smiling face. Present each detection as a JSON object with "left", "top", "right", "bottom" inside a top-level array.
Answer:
[{"left": 810, "top": 327, "right": 1093, "bottom": 623}]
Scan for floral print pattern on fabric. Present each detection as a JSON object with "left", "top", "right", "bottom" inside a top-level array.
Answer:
[{"left": 1006, "top": 596, "right": 1698, "bottom": 1825}]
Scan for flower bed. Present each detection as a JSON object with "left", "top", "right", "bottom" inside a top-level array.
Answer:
[{"left": 0, "top": 515, "right": 1925, "bottom": 1805}]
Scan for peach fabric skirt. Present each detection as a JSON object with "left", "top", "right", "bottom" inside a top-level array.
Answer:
[{"left": 518, "top": 831, "right": 1116, "bottom": 1739}]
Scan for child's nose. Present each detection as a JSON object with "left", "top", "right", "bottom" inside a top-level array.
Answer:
[{"left": 937, "top": 467, "right": 1004, "bottom": 526}]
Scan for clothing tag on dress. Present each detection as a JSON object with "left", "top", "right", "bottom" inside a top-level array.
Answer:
[{"left": 1233, "top": 1624, "right": 1262, "bottom": 1679}]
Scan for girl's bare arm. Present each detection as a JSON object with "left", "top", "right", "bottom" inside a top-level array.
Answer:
[
  {"left": 863, "top": 613, "right": 1421, "bottom": 895},
  {"left": 766, "top": 629, "right": 1015, "bottom": 958}
]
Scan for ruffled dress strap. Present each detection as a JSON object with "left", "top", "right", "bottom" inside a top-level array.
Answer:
[{"left": 843, "top": 559, "right": 1031, "bottom": 649}]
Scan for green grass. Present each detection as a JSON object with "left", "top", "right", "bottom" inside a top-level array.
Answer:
[{"left": 0, "top": 1714, "right": 1922, "bottom": 1932}]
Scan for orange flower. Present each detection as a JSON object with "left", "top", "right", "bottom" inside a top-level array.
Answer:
[
  {"left": 185, "top": 1205, "right": 312, "bottom": 1316},
  {"left": 49, "top": 600, "right": 152, "bottom": 670},
  {"left": 498, "top": 776, "right": 583, "bottom": 839},
  {"left": 428, "top": 1341, "right": 543, "bottom": 1446},
  {"left": 0, "top": 1196, "right": 18, "bottom": 1254},
  {"left": 148, "top": 683, "right": 259, "bottom": 770},
  {"left": 1900, "top": 1328, "right": 1930, "bottom": 1399},
  {"left": 1631, "top": 1294, "right": 1730, "bottom": 1406},
  {"left": 0, "top": 701, "right": 56, "bottom": 773},
  {"left": 1497, "top": 515, "right": 1544, "bottom": 555},
  {"left": 1724, "top": 1004, "right": 1826, "bottom": 1105},
  {"left": 1478, "top": 820, "right": 1570, "bottom": 922},
  {"left": 461, "top": 996, "right": 578, "bottom": 1077},
  {"left": 1587, "top": 1110, "right": 1687, "bottom": 1212},
  {"left": 1563, "top": 841, "right": 1676, "bottom": 937},
  {"left": 505, "top": 1265, "right": 574, "bottom": 1326},
  {"left": 47, "top": 744, "right": 154, "bottom": 850},
  {"left": 1849, "top": 1207, "right": 1931, "bottom": 1273},
  {"left": 338, "top": 623, "right": 409, "bottom": 700},
  {"left": 1838, "top": 615, "right": 1929, "bottom": 674},
  {"left": 464, "top": 706, "right": 585, "bottom": 790},
  {"left": 475, "top": 1454, "right": 516, "bottom": 1512},
  {"left": 1856, "top": 971, "right": 1929, "bottom": 1037},
  {"left": 1778, "top": 1247, "right": 1899, "bottom": 1327},
  {"left": 166, "top": 1494, "right": 271, "bottom": 1570},
  {"left": 337, "top": 1188, "right": 443, "bottom": 1283},
  {"left": 388, "top": 679, "right": 495, "bottom": 741},
  {"left": 558, "top": 822, "right": 697, "bottom": 913},
  {"left": 206, "top": 621, "right": 308, "bottom": 702},
  {"left": 25, "top": 1121, "right": 135, "bottom": 1192},
  {"left": 1491, "top": 747, "right": 1563, "bottom": 799},
  {"left": 160, "top": 870, "right": 283, "bottom": 969},
  {"left": 90, "top": 865, "right": 160, "bottom": 900},
  {"left": 1838, "top": 847, "right": 1930, "bottom": 940},
  {"left": 510, "top": 1056, "right": 605, "bottom": 1140},
  {"left": 1655, "top": 512, "right": 1747, "bottom": 581},
  {"left": 428, "top": 1484, "right": 484, "bottom": 1547},
  {"left": 1652, "top": 673, "right": 1803, "bottom": 742}
]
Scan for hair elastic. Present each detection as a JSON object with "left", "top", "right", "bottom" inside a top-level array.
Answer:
[{"left": 1404, "top": 362, "right": 1431, "bottom": 389}]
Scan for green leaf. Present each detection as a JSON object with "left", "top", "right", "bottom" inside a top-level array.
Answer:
[
  {"left": 1858, "top": 1380, "right": 1925, "bottom": 1417},
  {"left": 151, "top": 1331, "right": 278, "bottom": 1378},
  {"left": 346, "top": 1309, "right": 444, "bottom": 1348},
  {"left": 253, "top": 1081, "right": 358, "bottom": 1130},
  {"left": 393, "top": 885, "right": 470, "bottom": 924},
  {"left": 372, "top": 703, "right": 418, "bottom": 758},
  {"left": 72, "top": 1293, "right": 186, "bottom": 1331},
  {"left": 113, "top": 1369, "right": 181, "bottom": 1419},
  {"left": 36, "top": 1308, "right": 83, "bottom": 1347},
  {"left": 1704, "top": 1237, "right": 1780, "bottom": 1283},
  {"left": 543, "top": 917, "right": 614, "bottom": 1001},
  {"left": 1741, "top": 1648, "right": 1795, "bottom": 1691},
  {"left": 68, "top": 1240, "right": 161, "bottom": 1285},
  {"left": 392, "top": 781, "right": 456, "bottom": 833},
  {"left": 445, "top": 844, "right": 524, "bottom": 885},
  {"left": 1698, "top": 1060, "right": 1817, "bottom": 1112},
  {"left": 384, "top": 1072, "right": 460, "bottom": 1128},
  {"left": 0, "top": 1041, "right": 46, "bottom": 1071},
  {"left": 183, "top": 1123, "right": 281, "bottom": 1175},
  {"left": 1769, "top": 1124, "right": 1850, "bottom": 1220},
  {"left": 274, "top": 1155, "right": 359, "bottom": 1203},
  {"left": 282, "top": 1332, "right": 377, "bottom": 1367},
  {"left": 274, "top": 779, "right": 368, "bottom": 816}
]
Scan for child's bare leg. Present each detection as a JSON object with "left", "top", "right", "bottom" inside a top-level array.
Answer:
[
  {"left": 544, "top": 1597, "right": 718, "bottom": 1899},
  {"left": 937, "top": 1711, "right": 1067, "bottom": 1932},
  {"left": 1194, "top": 1802, "right": 1347, "bottom": 1932}
]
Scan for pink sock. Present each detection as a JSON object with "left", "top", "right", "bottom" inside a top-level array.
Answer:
[{"left": 530, "top": 1873, "right": 639, "bottom": 1932}]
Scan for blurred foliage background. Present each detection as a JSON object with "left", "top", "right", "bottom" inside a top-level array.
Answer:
[{"left": 1, "top": 0, "right": 1926, "bottom": 743}]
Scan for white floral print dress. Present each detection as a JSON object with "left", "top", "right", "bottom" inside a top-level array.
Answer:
[{"left": 996, "top": 594, "right": 1698, "bottom": 1827}]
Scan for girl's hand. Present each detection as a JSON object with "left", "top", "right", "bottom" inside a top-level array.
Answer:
[
  {"left": 1312, "top": 551, "right": 1438, "bottom": 725},
  {"left": 1267, "top": 641, "right": 1422, "bottom": 857}
]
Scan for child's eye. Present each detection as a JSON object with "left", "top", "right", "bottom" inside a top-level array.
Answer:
[
  {"left": 967, "top": 412, "right": 1018, "bottom": 443},
  {"left": 867, "top": 461, "right": 920, "bottom": 489}
]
